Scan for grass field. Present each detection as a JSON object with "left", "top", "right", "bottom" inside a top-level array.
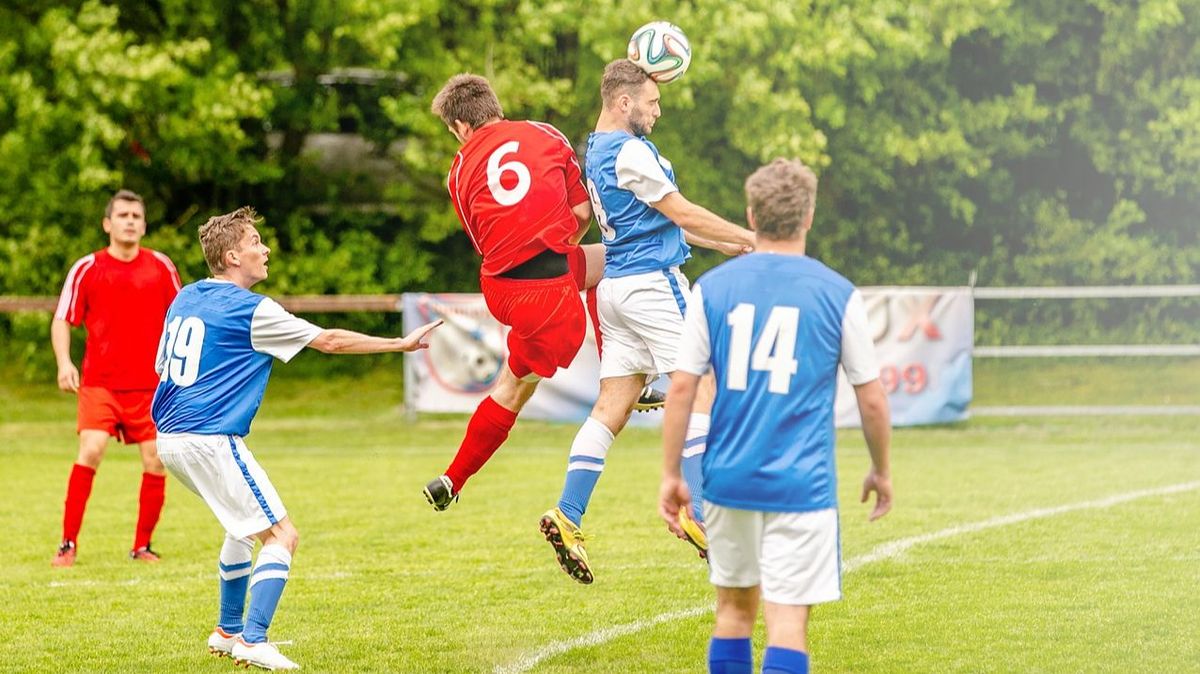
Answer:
[{"left": 2, "top": 358, "right": 1198, "bottom": 673}]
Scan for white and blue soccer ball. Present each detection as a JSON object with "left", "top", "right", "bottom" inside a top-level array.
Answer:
[{"left": 627, "top": 21, "right": 692, "bottom": 84}]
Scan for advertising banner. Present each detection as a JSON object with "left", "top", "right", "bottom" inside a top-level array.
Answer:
[{"left": 404, "top": 288, "right": 972, "bottom": 427}]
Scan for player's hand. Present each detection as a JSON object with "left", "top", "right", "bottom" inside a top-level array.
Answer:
[
  {"left": 397, "top": 320, "right": 443, "bottom": 352},
  {"left": 861, "top": 468, "right": 892, "bottom": 521},
  {"left": 713, "top": 240, "right": 753, "bottom": 257},
  {"left": 56, "top": 363, "right": 80, "bottom": 393},
  {"left": 658, "top": 474, "right": 692, "bottom": 540}
]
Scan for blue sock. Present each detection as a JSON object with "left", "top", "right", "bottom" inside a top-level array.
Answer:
[
  {"left": 556, "top": 417, "right": 613, "bottom": 526},
  {"left": 242, "top": 544, "right": 291, "bottom": 644},
  {"left": 708, "top": 636, "right": 752, "bottom": 674},
  {"left": 762, "top": 646, "right": 809, "bottom": 674},
  {"left": 683, "top": 413, "right": 709, "bottom": 522},
  {"left": 217, "top": 534, "right": 254, "bottom": 633}
]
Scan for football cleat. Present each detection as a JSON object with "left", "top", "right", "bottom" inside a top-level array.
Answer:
[
  {"left": 423, "top": 475, "right": 458, "bottom": 511},
  {"left": 129, "top": 545, "right": 161, "bottom": 562},
  {"left": 678, "top": 508, "right": 709, "bottom": 560},
  {"left": 633, "top": 385, "right": 666, "bottom": 412},
  {"left": 51, "top": 540, "right": 76, "bottom": 568},
  {"left": 232, "top": 638, "right": 300, "bottom": 671},
  {"left": 207, "top": 627, "right": 239, "bottom": 658},
  {"left": 539, "top": 507, "right": 594, "bottom": 584}
]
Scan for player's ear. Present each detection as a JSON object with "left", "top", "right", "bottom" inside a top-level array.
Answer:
[{"left": 746, "top": 207, "right": 757, "bottom": 231}]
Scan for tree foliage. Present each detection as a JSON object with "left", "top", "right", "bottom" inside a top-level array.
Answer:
[{"left": 1, "top": 0, "right": 1196, "bottom": 344}]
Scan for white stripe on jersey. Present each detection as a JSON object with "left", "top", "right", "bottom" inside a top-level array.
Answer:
[
  {"left": 149, "top": 250, "right": 182, "bottom": 291},
  {"left": 54, "top": 254, "right": 96, "bottom": 323},
  {"left": 525, "top": 121, "right": 586, "bottom": 200},
  {"left": 447, "top": 151, "right": 482, "bottom": 254},
  {"left": 525, "top": 121, "right": 573, "bottom": 151}
]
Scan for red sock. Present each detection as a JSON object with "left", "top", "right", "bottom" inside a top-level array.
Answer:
[
  {"left": 445, "top": 396, "right": 518, "bottom": 491},
  {"left": 134, "top": 472, "right": 166, "bottom": 550},
  {"left": 62, "top": 463, "right": 96, "bottom": 544}
]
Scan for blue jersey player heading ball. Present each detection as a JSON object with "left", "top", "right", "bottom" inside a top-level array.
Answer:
[
  {"left": 539, "top": 59, "right": 757, "bottom": 585},
  {"left": 659, "top": 159, "right": 893, "bottom": 674},
  {"left": 151, "top": 207, "right": 440, "bottom": 671}
]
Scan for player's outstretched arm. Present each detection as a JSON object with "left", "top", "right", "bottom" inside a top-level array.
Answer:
[
  {"left": 683, "top": 231, "right": 753, "bottom": 257},
  {"left": 659, "top": 370, "right": 702, "bottom": 540},
  {"left": 308, "top": 320, "right": 443, "bottom": 355},
  {"left": 50, "top": 318, "right": 80, "bottom": 392},
  {"left": 653, "top": 192, "right": 756, "bottom": 250},
  {"left": 854, "top": 379, "right": 893, "bottom": 521}
]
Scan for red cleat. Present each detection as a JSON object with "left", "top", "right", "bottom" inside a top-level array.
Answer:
[
  {"left": 51, "top": 540, "right": 77, "bottom": 568},
  {"left": 129, "top": 545, "right": 161, "bottom": 562}
]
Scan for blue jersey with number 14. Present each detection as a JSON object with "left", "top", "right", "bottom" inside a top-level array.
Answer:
[
  {"left": 151, "top": 280, "right": 275, "bottom": 437},
  {"left": 693, "top": 254, "right": 856, "bottom": 513}
]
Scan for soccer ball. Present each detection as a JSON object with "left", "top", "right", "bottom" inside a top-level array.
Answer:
[{"left": 627, "top": 21, "right": 692, "bottom": 84}]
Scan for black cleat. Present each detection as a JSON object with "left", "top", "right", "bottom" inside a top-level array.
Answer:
[
  {"left": 423, "top": 475, "right": 458, "bottom": 511},
  {"left": 633, "top": 385, "right": 666, "bottom": 412}
]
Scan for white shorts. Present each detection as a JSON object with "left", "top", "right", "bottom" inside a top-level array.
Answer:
[
  {"left": 705, "top": 503, "right": 841, "bottom": 606},
  {"left": 596, "top": 267, "right": 691, "bottom": 378},
  {"left": 157, "top": 433, "right": 287, "bottom": 539}
]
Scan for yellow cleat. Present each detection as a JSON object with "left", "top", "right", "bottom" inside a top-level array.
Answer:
[
  {"left": 539, "top": 508, "right": 594, "bottom": 584},
  {"left": 678, "top": 508, "right": 709, "bottom": 560}
]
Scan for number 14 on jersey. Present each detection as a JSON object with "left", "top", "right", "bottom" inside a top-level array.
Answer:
[{"left": 726, "top": 304, "right": 800, "bottom": 395}]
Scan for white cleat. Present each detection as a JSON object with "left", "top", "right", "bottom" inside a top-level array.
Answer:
[
  {"left": 207, "top": 627, "right": 239, "bottom": 657},
  {"left": 232, "top": 638, "right": 300, "bottom": 670}
]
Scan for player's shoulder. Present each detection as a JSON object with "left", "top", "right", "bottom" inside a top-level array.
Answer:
[
  {"left": 702, "top": 254, "right": 854, "bottom": 292},
  {"left": 142, "top": 247, "right": 177, "bottom": 269},
  {"left": 520, "top": 120, "right": 573, "bottom": 146},
  {"left": 64, "top": 252, "right": 99, "bottom": 276}
]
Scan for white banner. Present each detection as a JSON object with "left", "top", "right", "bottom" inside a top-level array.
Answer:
[
  {"left": 404, "top": 287, "right": 973, "bottom": 427},
  {"left": 835, "top": 288, "right": 974, "bottom": 427},
  {"left": 401, "top": 293, "right": 661, "bottom": 425}
]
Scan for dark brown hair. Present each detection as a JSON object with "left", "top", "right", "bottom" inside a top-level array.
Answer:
[{"left": 431, "top": 74, "right": 504, "bottom": 129}]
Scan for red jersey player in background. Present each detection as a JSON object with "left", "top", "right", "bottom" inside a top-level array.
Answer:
[
  {"left": 422, "top": 73, "right": 602, "bottom": 510},
  {"left": 51, "top": 189, "right": 182, "bottom": 567}
]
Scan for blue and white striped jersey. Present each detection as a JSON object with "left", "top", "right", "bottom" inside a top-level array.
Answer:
[
  {"left": 585, "top": 130, "right": 690, "bottom": 277},
  {"left": 151, "top": 279, "right": 322, "bottom": 437},
  {"left": 675, "top": 253, "right": 879, "bottom": 512}
]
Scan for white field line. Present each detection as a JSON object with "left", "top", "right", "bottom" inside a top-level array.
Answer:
[{"left": 494, "top": 481, "right": 1200, "bottom": 674}]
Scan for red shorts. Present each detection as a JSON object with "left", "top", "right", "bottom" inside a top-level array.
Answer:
[
  {"left": 77, "top": 386, "right": 157, "bottom": 444},
  {"left": 479, "top": 272, "right": 586, "bottom": 379},
  {"left": 568, "top": 245, "right": 587, "bottom": 291}
]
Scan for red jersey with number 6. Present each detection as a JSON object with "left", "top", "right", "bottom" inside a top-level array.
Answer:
[{"left": 446, "top": 120, "right": 589, "bottom": 277}]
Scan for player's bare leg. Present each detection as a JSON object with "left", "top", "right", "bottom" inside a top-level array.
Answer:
[
  {"left": 542, "top": 374, "right": 644, "bottom": 583},
  {"left": 762, "top": 602, "right": 812, "bottom": 673},
  {"left": 424, "top": 363, "right": 540, "bottom": 510},
  {"left": 710, "top": 586, "right": 759, "bottom": 673},
  {"left": 231, "top": 518, "right": 300, "bottom": 670},
  {"left": 52, "top": 430, "right": 109, "bottom": 567},
  {"left": 130, "top": 439, "right": 167, "bottom": 562}
]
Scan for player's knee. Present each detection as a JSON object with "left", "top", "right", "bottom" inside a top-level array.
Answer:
[{"left": 76, "top": 442, "right": 106, "bottom": 467}]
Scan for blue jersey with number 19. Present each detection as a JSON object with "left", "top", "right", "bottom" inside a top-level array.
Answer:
[
  {"left": 675, "top": 253, "right": 879, "bottom": 513},
  {"left": 151, "top": 279, "right": 322, "bottom": 437}
]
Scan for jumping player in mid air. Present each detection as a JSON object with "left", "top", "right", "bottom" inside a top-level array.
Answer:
[
  {"left": 539, "top": 59, "right": 756, "bottom": 584},
  {"left": 420, "top": 73, "right": 608, "bottom": 511}
]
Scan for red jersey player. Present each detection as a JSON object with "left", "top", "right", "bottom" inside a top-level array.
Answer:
[
  {"left": 51, "top": 189, "right": 182, "bottom": 567},
  {"left": 421, "top": 73, "right": 600, "bottom": 510}
]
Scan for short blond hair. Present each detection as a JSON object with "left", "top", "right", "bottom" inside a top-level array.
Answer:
[
  {"left": 600, "top": 59, "right": 650, "bottom": 108},
  {"left": 744, "top": 159, "right": 818, "bottom": 241},
  {"left": 431, "top": 74, "right": 504, "bottom": 129},
  {"left": 199, "top": 206, "right": 259, "bottom": 274}
]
